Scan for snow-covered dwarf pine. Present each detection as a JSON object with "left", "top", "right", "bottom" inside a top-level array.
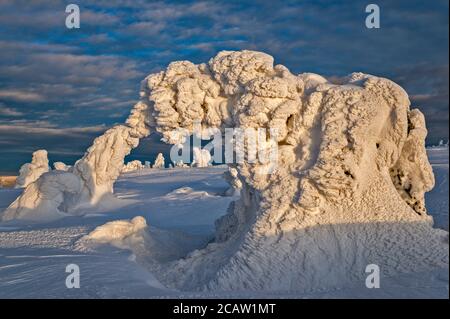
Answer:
[
  {"left": 174, "top": 160, "right": 189, "bottom": 168},
  {"left": 192, "top": 147, "right": 212, "bottom": 168},
  {"left": 15, "top": 149, "right": 50, "bottom": 188},
  {"left": 2, "top": 51, "right": 447, "bottom": 293},
  {"left": 223, "top": 166, "right": 242, "bottom": 196},
  {"left": 122, "top": 160, "right": 145, "bottom": 173},
  {"left": 152, "top": 153, "right": 165, "bottom": 169}
]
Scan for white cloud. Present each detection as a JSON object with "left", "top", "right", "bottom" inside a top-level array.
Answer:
[
  {"left": 0, "top": 89, "right": 45, "bottom": 102},
  {"left": 0, "top": 103, "right": 23, "bottom": 116}
]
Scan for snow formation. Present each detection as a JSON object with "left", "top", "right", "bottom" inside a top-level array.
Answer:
[
  {"left": 53, "top": 162, "right": 71, "bottom": 171},
  {"left": 3, "top": 100, "right": 150, "bottom": 220},
  {"left": 15, "top": 150, "right": 49, "bottom": 188},
  {"left": 2, "top": 50, "right": 447, "bottom": 293},
  {"left": 4, "top": 171, "right": 82, "bottom": 221},
  {"left": 140, "top": 50, "right": 447, "bottom": 291},
  {"left": 152, "top": 153, "right": 165, "bottom": 168},
  {"left": 192, "top": 147, "right": 212, "bottom": 167},
  {"left": 84, "top": 216, "right": 147, "bottom": 244},
  {"left": 223, "top": 166, "right": 242, "bottom": 196}
]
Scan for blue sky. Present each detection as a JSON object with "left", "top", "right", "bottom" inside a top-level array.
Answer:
[{"left": 0, "top": 0, "right": 448, "bottom": 173}]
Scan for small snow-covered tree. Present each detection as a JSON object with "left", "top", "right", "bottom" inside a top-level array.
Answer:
[
  {"left": 15, "top": 150, "right": 50, "bottom": 188},
  {"left": 122, "top": 160, "right": 145, "bottom": 173},
  {"left": 153, "top": 153, "right": 165, "bottom": 169},
  {"left": 223, "top": 166, "right": 242, "bottom": 196},
  {"left": 191, "top": 147, "right": 211, "bottom": 168}
]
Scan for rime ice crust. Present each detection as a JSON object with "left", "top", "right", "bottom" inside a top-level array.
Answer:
[
  {"left": 223, "top": 167, "right": 242, "bottom": 196},
  {"left": 146, "top": 50, "right": 433, "bottom": 218},
  {"left": 142, "top": 50, "right": 447, "bottom": 291},
  {"left": 2, "top": 101, "right": 151, "bottom": 220},
  {"left": 3, "top": 171, "right": 82, "bottom": 221},
  {"left": 1, "top": 50, "right": 447, "bottom": 293}
]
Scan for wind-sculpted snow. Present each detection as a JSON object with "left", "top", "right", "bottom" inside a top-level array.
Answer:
[
  {"left": 15, "top": 150, "right": 49, "bottom": 188},
  {"left": 3, "top": 171, "right": 82, "bottom": 221},
  {"left": 2, "top": 50, "right": 447, "bottom": 294},
  {"left": 83, "top": 216, "right": 147, "bottom": 244},
  {"left": 140, "top": 50, "right": 447, "bottom": 291},
  {"left": 147, "top": 50, "right": 434, "bottom": 218},
  {"left": 2, "top": 101, "right": 151, "bottom": 220},
  {"left": 53, "top": 161, "right": 71, "bottom": 171}
]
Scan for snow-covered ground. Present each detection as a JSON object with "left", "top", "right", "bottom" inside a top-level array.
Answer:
[
  {"left": 426, "top": 146, "right": 449, "bottom": 231},
  {"left": 0, "top": 148, "right": 448, "bottom": 299}
]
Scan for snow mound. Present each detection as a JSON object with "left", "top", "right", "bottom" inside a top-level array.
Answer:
[
  {"left": 79, "top": 216, "right": 209, "bottom": 264},
  {"left": 53, "top": 161, "right": 71, "bottom": 171},
  {"left": 84, "top": 216, "right": 147, "bottom": 244},
  {"left": 15, "top": 150, "right": 49, "bottom": 188},
  {"left": 165, "top": 187, "right": 212, "bottom": 200}
]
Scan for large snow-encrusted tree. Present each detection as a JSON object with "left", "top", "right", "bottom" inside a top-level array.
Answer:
[{"left": 3, "top": 51, "right": 447, "bottom": 293}]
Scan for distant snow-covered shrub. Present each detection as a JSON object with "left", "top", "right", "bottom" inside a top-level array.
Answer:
[
  {"left": 152, "top": 153, "right": 165, "bottom": 169},
  {"left": 122, "top": 160, "right": 145, "bottom": 173},
  {"left": 191, "top": 147, "right": 211, "bottom": 168}
]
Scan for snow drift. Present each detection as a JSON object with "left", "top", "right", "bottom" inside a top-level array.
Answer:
[
  {"left": 79, "top": 215, "right": 212, "bottom": 264},
  {"left": 83, "top": 216, "right": 147, "bottom": 244},
  {"left": 53, "top": 161, "right": 71, "bottom": 171},
  {"left": 2, "top": 50, "right": 447, "bottom": 293}
]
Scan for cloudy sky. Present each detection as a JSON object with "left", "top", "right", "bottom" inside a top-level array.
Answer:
[{"left": 0, "top": 0, "right": 448, "bottom": 174}]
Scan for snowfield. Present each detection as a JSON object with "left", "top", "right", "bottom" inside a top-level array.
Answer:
[{"left": 0, "top": 147, "right": 448, "bottom": 299}]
